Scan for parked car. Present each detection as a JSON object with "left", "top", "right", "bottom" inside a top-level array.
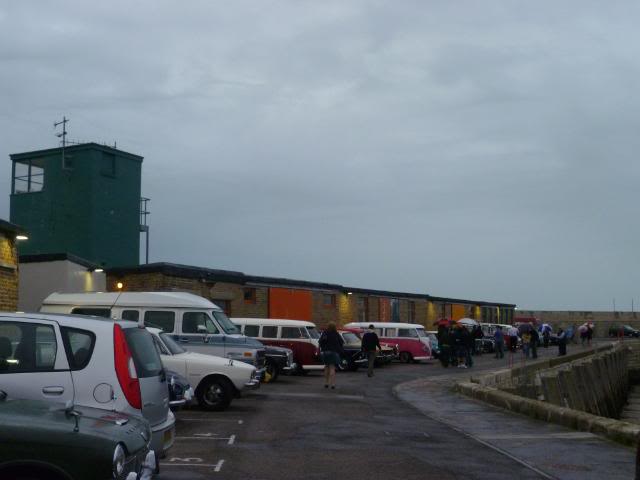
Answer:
[
  {"left": 336, "top": 330, "right": 367, "bottom": 371},
  {"left": 148, "top": 327, "right": 259, "bottom": 411},
  {"left": 426, "top": 331, "right": 441, "bottom": 358},
  {"left": 0, "top": 312, "right": 175, "bottom": 463},
  {"left": 608, "top": 325, "right": 640, "bottom": 337},
  {"left": 341, "top": 327, "right": 398, "bottom": 365},
  {"left": 0, "top": 396, "right": 156, "bottom": 480},
  {"left": 165, "top": 368, "right": 194, "bottom": 410},
  {"left": 344, "top": 322, "right": 432, "bottom": 363},
  {"left": 41, "top": 292, "right": 268, "bottom": 377},
  {"left": 232, "top": 318, "right": 323, "bottom": 373},
  {"left": 260, "top": 344, "right": 295, "bottom": 383}
]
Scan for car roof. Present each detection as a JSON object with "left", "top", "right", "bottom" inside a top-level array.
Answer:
[
  {"left": 345, "top": 322, "right": 425, "bottom": 329},
  {"left": 0, "top": 312, "right": 137, "bottom": 330},
  {"left": 42, "top": 291, "right": 219, "bottom": 309},
  {"left": 232, "top": 318, "right": 317, "bottom": 328}
]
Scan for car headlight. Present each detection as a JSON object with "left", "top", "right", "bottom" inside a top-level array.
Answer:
[{"left": 113, "top": 443, "right": 126, "bottom": 478}]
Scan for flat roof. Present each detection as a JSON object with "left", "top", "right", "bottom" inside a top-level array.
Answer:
[
  {"left": 106, "top": 261, "right": 516, "bottom": 308},
  {"left": 10, "top": 142, "right": 143, "bottom": 163},
  {"left": 19, "top": 253, "right": 99, "bottom": 270},
  {"left": 0, "top": 218, "right": 27, "bottom": 236}
]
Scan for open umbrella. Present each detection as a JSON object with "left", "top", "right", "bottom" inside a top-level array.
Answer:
[
  {"left": 457, "top": 318, "right": 479, "bottom": 327},
  {"left": 437, "top": 318, "right": 452, "bottom": 327}
]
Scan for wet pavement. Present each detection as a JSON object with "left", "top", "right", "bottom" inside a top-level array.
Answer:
[{"left": 158, "top": 344, "right": 635, "bottom": 479}]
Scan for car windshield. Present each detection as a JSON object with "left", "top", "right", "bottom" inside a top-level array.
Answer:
[
  {"left": 306, "top": 327, "right": 320, "bottom": 339},
  {"left": 416, "top": 329, "right": 427, "bottom": 337},
  {"left": 160, "top": 332, "right": 186, "bottom": 355},
  {"left": 211, "top": 310, "right": 241, "bottom": 334},
  {"left": 341, "top": 332, "right": 360, "bottom": 343}
]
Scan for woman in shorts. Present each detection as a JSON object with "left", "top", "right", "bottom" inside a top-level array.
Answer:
[{"left": 319, "top": 322, "right": 344, "bottom": 389}]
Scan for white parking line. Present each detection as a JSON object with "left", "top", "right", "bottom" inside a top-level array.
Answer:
[
  {"left": 161, "top": 460, "right": 225, "bottom": 472},
  {"left": 177, "top": 417, "right": 243, "bottom": 422},
  {"left": 265, "top": 392, "right": 365, "bottom": 401},
  {"left": 176, "top": 436, "right": 235, "bottom": 442}
]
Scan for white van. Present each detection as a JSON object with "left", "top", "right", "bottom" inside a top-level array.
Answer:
[{"left": 40, "top": 292, "right": 267, "bottom": 375}]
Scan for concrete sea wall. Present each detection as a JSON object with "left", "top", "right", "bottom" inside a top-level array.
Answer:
[{"left": 456, "top": 342, "right": 640, "bottom": 446}]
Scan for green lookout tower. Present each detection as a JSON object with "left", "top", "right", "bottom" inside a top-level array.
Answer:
[{"left": 10, "top": 143, "right": 144, "bottom": 268}]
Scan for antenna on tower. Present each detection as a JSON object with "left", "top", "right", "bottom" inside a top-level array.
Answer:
[{"left": 54, "top": 116, "right": 70, "bottom": 168}]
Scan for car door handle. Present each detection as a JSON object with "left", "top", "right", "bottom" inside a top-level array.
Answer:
[
  {"left": 179, "top": 338, "right": 189, "bottom": 343},
  {"left": 42, "top": 386, "right": 65, "bottom": 395}
]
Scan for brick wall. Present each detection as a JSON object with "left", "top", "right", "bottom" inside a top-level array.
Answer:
[
  {"left": 311, "top": 291, "right": 340, "bottom": 328},
  {"left": 516, "top": 310, "right": 640, "bottom": 337},
  {"left": 0, "top": 233, "right": 18, "bottom": 310}
]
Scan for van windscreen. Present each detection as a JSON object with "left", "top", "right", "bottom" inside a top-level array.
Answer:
[
  {"left": 211, "top": 310, "right": 240, "bottom": 334},
  {"left": 305, "top": 327, "right": 320, "bottom": 339}
]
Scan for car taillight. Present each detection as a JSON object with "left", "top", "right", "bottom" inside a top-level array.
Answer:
[{"left": 113, "top": 324, "right": 142, "bottom": 409}]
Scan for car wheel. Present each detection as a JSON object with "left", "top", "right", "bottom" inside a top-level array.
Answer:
[
  {"left": 263, "top": 360, "right": 279, "bottom": 383},
  {"left": 197, "top": 377, "right": 232, "bottom": 411},
  {"left": 399, "top": 352, "right": 413, "bottom": 363}
]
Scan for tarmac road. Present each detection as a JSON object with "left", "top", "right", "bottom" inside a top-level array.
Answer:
[{"left": 158, "top": 352, "right": 557, "bottom": 480}]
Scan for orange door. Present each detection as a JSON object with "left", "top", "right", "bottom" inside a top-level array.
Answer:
[{"left": 269, "top": 288, "right": 312, "bottom": 320}]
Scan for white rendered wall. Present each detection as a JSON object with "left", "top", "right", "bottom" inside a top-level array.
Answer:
[{"left": 18, "top": 260, "right": 106, "bottom": 312}]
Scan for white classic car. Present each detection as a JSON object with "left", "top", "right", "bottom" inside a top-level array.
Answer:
[{"left": 148, "top": 328, "right": 260, "bottom": 411}]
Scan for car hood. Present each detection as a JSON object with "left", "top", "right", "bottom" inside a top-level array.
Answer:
[
  {"left": 0, "top": 399, "right": 150, "bottom": 448},
  {"left": 178, "top": 351, "right": 256, "bottom": 371}
]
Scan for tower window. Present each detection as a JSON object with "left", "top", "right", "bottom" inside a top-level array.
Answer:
[{"left": 12, "top": 158, "right": 44, "bottom": 194}]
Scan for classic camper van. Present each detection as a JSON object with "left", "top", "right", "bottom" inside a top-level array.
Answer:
[{"left": 344, "top": 322, "right": 432, "bottom": 363}]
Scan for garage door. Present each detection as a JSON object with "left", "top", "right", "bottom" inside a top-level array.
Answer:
[{"left": 269, "top": 288, "right": 312, "bottom": 320}]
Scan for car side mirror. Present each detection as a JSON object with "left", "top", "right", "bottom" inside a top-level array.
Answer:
[{"left": 197, "top": 325, "right": 208, "bottom": 334}]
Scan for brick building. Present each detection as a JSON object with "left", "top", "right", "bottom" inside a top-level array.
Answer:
[
  {"left": 106, "top": 262, "right": 515, "bottom": 329},
  {"left": 0, "top": 219, "right": 28, "bottom": 310}
]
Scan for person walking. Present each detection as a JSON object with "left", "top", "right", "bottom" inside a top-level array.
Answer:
[
  {"left": 472, "top": 325, "right": 484, "bottom": 356},
  {"left": 494, "top": 326, "right": 505, "bottom": 359},
  {"left": 462, "top": 326, "right": 474, "bottom": 367},
  {"left": 361, "top": 324, "right": 382, "bottom": 377},
  {"left": 543, "top": 328, "right": 550, "bottom": 348},
  {"left": 530, "top": 327, "right": 539, "bottom": 359},
  {"left": 319, "top": 322, "right": 344, "bottom": 389},
  {"left": 452, "top": 325, "right": 466, "bottom": 368},
  {"left": 522, "top": 330, "right": 531, "bottom": 359},
  {"left": 508, "top": 325, "right": 519, "bottom": 353},
  {"left": 557, "top": 328, "right": 567, "bottom": 356},
  {"left": 437, "top": 324, "right": 451, "bottom": 368}
]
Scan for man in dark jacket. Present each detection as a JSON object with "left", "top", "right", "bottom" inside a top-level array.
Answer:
[{"left": 361, "top": 324, "right": 382, "bottom": 377}]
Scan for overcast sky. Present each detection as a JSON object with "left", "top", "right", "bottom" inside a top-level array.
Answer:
[{"left": 1, "top": 1, "right": 639, "bottom": 311}]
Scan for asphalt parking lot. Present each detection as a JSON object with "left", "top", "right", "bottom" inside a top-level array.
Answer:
[{"left": 157, "top": 350, "right": 566, "bottom": 480}]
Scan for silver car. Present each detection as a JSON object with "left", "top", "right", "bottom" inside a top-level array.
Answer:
[{"left": 0, "top": 312, "right": 175, "bottom": 464}]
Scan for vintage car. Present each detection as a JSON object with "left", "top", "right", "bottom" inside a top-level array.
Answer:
[
  {"left": 165, "top": 369, "right": 194, "bottom": 410},
  {"left": 148, "top": 328, "right": 259, "bottom": 411},
  {"left": 340, "top": 328, "right": 397, "bottom": 366},
  {"left": 336, "top": 330, "right": 367, "bottom": 371},
  {"left": 426, "top": 331, "right": 441, "bottom": 358},
  {"left": 261, "top": 344, "right": 296, "bottom": 383},
  {"left": 0, "top": 396, "right": 155, "bottom": 480}
]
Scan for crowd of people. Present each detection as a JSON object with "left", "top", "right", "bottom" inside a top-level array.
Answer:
[
  {"left": 436, "top": 320, "right": 590, "bottom": 368},
  {"left": 436, "top": 323, "right": 484, "bottom": 368}
]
